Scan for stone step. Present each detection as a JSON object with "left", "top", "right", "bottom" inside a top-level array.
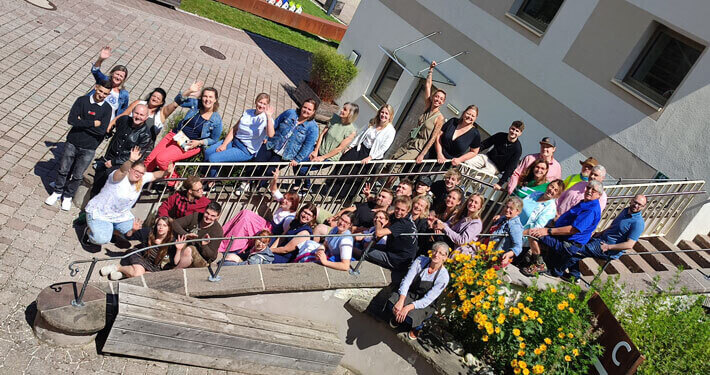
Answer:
[
  {"left": 678, "top": 239, "right": 710, "bottom": 269},
  {"left": 647, "top": 237, "right": 703, "bottom": 270},
  {"left": 633, "top": 240, "right": 675, "bottom": 272},
  {"left": 618, "top": 247, "right": 658, "bottom": 274}
]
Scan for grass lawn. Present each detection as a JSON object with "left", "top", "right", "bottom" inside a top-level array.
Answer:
[
  {"left": 180, "top": 0, "right": 339, "bottom": 53},
  {"left": 297, "top": 1, "right": 340, "bottom": 23}
]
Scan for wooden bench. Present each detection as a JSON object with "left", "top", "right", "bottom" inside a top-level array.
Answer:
[{"left": 103, "top": 284, "right": 344, "bottom": 374}]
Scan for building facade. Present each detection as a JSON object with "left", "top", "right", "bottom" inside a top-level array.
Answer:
[{"left": 336, "top": 0, "right": 710, "bottom": 185}]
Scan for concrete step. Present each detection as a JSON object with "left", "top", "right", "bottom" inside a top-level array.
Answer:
[
  {"left": 647, "top": 237, "right": 703, "bottom": 270},
  {"left": 678, "top": 239, "right": 710, "bottom": 269},
  {"left": 633, "top": 240, "right": 675, "bottom": 272},
  {"left": 618, "top": 247, "right": 658, "bottom": 274}
]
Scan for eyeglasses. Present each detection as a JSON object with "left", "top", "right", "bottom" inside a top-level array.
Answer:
[
  {"left": 130, "top": 168, "right": 145, "bottom": 175},
  {"left": 190, "top": 186, "right": 204, "bottom": 192},
  {"left": 301, "top": 211, "right": 314, "bottom": 217}
]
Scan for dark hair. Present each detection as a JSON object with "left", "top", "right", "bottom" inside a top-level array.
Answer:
[
  {"left": 511, "top": 120, "right": 525, "bottom": 131},
  {"left": 150, "top": 216, "right": 174, "bottom": 265},
  {"left": 398, "top": 178, "right": 414, "bottom": 191},
  {"left": 206, "top": 201, "right": 222, "bottom": 214},
  {"left": 109, "top": 65, "right": 129, "bottom": 89},
  {"left": 282, "top": 191, "right": 300, "bottom": 212},
  {"left": 519, "top": 158, "right": 548, "bottom": 187},
  {"left": 144, "top": 88, "right": 167, "bottom": 110},
  {"left": 341, "top": 212, "right": 356, "bottom": 226},
  {"left": 182, "top": 176, "right": 202, "bottom": 192},
  {"left": 96, "top": 79, "right": 112, "bottom": 91},
  {"left": 296, "top": 203, "right": 318, "bottom": 228},
  {"left": 200, "top": 87, "right": 219, "bottom": 112},
  {"left": 299, "top": 98, "right": 319, "bottom": 121},
  {"left": 427, "top": 89, "right": 447, "bottom": 111},
  {"left": 254, "top": 229, "right": 272, "bottom": 245},
  {"left": 548, "top": 179, "right": 565, "bottom": 198}
]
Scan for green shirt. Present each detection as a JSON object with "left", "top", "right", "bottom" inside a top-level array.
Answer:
[
  {"left": 319, "top": 115, "right": 355, "bottom": 161},
  {"left": 514, "top": 181, "right": 550, "bottom": 199}
]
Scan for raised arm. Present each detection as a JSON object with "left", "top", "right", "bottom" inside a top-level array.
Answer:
[
  {"left": 112, "top": 147, "right": 142, "bottom": 183},
  {"left": 424, "top": 61, "right": 436, "bottom": 103},
  {"left": 91, "top": 46, "right": 111, "bottom": 81}
]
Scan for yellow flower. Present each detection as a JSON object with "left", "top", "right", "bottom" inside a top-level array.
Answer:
[
  {"left": 564, "top": 355, "right": 571, "bottom": 362},
  {"left": 533, "top": 348, "right": 541, "bottom": 355},
  {"left": 496, "top": 279, "right": 502, "bottom": 285},
  {"left": 550, "top": 288, "right": 557, "bottom": 293},
  {"left": 513, "top": 328, "right": 521, "bottom": 336},
  {"left": 517, "top": 336, "right": 524, "bottom": 342},
  {"left": 537, "top": 318, "right": 543, "bottom": 324},
  {"left": 511, "top": 359, "right": 518, "bottom": 368},
  {"left": 523, "top": 369, "right": 530, "bottom": 375},
  {"left": 568, "top": 307, "right": 575, "bottom": 313},
  {"left": 540, "top": 344, "right": 547, "bottom": 351},
  {"left": 567, "top": 333, "right": 574, "bottom": 339},
  {"left": 558, "top": 327, "right": 563, "bottom": 332},
  {"left": 519, "top": 342, "right": 526, "bottom": 349},
  {"left": 557, "top": 303, "right": 565, "bottom": 310},
  {"left": 483, "top": 302, "right": 491, "bottom": 310},
  {"left": 525, "top": 296, "right": 533, "bottom": 302},
  {"left": 511, "top": 307, "right": 521, "bottom": 315},
  {"left": 518, "top": 361, "right": 527, "bottom": 369},
  {"left": 532, "top": 364, "right": 545, "bottom": 374},
  {"left": 482, "top": 335, "right": 489, "bottom": 342},
  {"left": 517, "top": 350, "right": 525, "bottom": 356},
  {"left": 521, "top": 315, "right": 529, "bottom": 322},
  {"left": 558, "top": 332, "right": 565, "bottom": 339},
  {"left": 568, "top": 293, "right": 576, "bottom": 300},
  {"left": 495, "top": 326, "right": 501, "bottom": 334},
  {"left": 497, "top": 314, "right": 506, "bottom": 324},
  {"left": 573, "top": 348, "right": 580, "bottom": 356},
  {"left": 514, "top": 368, "right": 521, "bottom": 374},
  {"left": 517, "top": 302, "right": 525, "bottom": 309}
]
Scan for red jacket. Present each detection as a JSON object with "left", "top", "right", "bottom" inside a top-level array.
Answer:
[{"left": 157, "top": 192, "right": 211, "bottom": 219}]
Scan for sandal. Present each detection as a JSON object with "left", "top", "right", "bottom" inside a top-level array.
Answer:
[{"left": 521, "top": 262, "right": 547, "bottom": 277}]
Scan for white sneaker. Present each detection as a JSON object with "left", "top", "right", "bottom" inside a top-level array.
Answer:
[
  {"left": 44, "top": 192, "right": 62, "bottom": 206},
  {"left": 99, "top": 264, "right": 118, "bottom": 276},
  {"left": 108, "top": 271, "right": 124, "bottom": 281},
  {"left": 61, "top": 197, "right": 72, "bottom": 211},
  {"left": 235, "top": 182, "right": 250, "bottom": 195}
]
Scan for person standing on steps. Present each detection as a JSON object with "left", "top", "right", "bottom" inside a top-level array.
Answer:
[{"left": 45, "top": 80, "right": 112, "bottom": 211}]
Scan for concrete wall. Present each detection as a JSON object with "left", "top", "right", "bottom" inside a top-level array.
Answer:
[{"left": 337, "top": 0, "right": 710, "bottom": 185}]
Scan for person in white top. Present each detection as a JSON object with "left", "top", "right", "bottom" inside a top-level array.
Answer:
[
  {"left": 108, "top": 87, "right": 180, "bottom": 142},
  {"left": 343, "top": 104, "right": 396, "bottom": 163},
  {"left": 83, "top": 147, "right": 174, "bottom": 245},
  {"left": 204, "top": 93, "right": 276, "bottom": 173}
]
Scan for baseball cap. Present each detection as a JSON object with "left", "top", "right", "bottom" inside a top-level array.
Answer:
[
  {"left": 579, "top": 157, "right": 599, "bottom": 167},
  {"left": 540, "top": 137, "right": 556, "bottom": 147},
  {"left": 416, "top": 175, "right": 433, "bottom": 187}
]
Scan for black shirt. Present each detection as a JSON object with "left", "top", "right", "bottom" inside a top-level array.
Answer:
[
  {"left": 66, "top": 96, "right": 112, "bottom": 150},
  {"left": 479, "top": 132, "right": 522, "bottom": 184},
  {"left": 104, "top": 116, "right": 153, "bottom": 165},
  {"left": 353, "top": 201, "right": 377, "bottom": 228},
  {"left": 384, "top": 215, "right": 418, "bottom": 270},
  {"left": 434, "top": 118, "right": 481, "bottom": 159}
]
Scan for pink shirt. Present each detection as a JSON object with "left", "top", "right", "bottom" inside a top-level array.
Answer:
[
  {"left": 507, "top": 153, "right": 562, "bottom": 194},
  {"left": 556, "top": 181, "right": 607, "bottom": 216}
]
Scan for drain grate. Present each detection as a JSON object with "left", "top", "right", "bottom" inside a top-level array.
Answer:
[
  {"left": 200, "top": 46, "right": 226, "bottom": 60},
  {"left": 24, "top": 0, "right": 57, "bottom": 10}
]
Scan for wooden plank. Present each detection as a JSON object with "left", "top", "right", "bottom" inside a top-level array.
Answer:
[
  {"left": 110, "top": 316, "right": 342, "bottom": 364},
  {"left": 119, "top": 284, "right": 336, "bottom": 335},
  {"left": 120, "top": 293, "right": 339, "bottom": 345},
  {"left": 103, "top": 340, "right": 334, "bottom": 375},
  {"left": 116, "top": 303, "right": 341, "bottom": 355}
]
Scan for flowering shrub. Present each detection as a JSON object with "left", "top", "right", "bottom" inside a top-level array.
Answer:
[{"left": 442, "top": 242, "right": 603, "bottom": 374}]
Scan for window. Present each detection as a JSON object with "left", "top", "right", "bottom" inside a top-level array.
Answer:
[
  {"left": 515, "top": 0, "right": 564, "bottom": 32},
  {"left": 623, "top": 26, "right": 704, "bottom": 106},
  {"left": 371, "top": 59, "right": 403, "bottom": 106}
]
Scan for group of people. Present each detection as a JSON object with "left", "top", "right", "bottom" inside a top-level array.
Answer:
[{"left": 43, "top": 47, "right": 649, "bottom": 339}]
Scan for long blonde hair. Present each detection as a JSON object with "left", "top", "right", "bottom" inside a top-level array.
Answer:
[{"left": 369, "top": 104, "right": 394, "bottom": 128}]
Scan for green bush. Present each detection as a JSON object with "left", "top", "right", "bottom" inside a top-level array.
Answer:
[
  {"left": 594, "top": 275, "right": 710, "bottom": 375},
  {"left": 309, "top": 47, "right": 358, "bottom": 102}
]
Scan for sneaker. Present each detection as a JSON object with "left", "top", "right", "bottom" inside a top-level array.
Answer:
[
  {"left": 235, "top": 182, "right": 250, "bottom": 195},
  {"left": 108, "top": 271, "right": 124, "bottom": 281},
  {"left": 44, "top": 192, "right": 61, "bottom": 206},
  {"left": 100, "top": 264, "right": 118, "bottom": 276},
  {"left": 521, "top": 262, "right": 547, "bottom": 277},
  {"left": 408, "top": 329, "right": 420, "bottom": 340},
  {"left": 389, "top": 317, "right": 400, "bottom": 329},
  {"left": 61, "top": 197, "right": 72, "bottom": 211}
]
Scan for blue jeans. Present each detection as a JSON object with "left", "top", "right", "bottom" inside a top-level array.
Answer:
[
  {"left": 539, "top": 236, "right": 584, "bottom": 277},
  {"left": 205, "top": 139, "right": 255, "bottom": 177},
  {"left": 54, "top": 143, "right": 96, "bottom": 198},
  {"left": 567, "top": 238, "right": 624, "bottom": 279},
  {"left": 86, "top": 212, "right": 134, "bottom": 245}
]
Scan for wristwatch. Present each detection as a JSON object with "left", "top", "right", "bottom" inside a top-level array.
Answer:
[{"left": 547, "top": 228, "right": 552, "bottom": 236}]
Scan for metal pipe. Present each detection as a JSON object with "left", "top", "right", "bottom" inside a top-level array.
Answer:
[
  {"left": 209, "top": 238, "right": 233, "bottom": 282},
  {"left": 392, "top": 31, "right": 441, "bottom": 60},
  {"left": 606, "top": 190, "right": 706, "bottom": 199},
  {"left": 417, "top": 51, "right": 469, "bottom": 74},
  {"left": 72, "top": 257, "right": 97, "bottom": 307},
  {"left": 351, "top": 238, "right": 375, "bottom": 276}
]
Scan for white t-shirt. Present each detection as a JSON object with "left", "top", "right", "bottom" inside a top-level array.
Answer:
[
  {"left": 86, "top": 170, "right": 155, "bottom": 223},
  {"left": 271, "top": 189, "right": 295, "bottom": 230},
  {"left": 235, "top": 109, "right": 268, "bottom": 154},
  {"left": 360, "top": 127, "right": 379, "bottom": 149},
  {"left": 105, "top": 90, "right": 121, "bottom": 121}
]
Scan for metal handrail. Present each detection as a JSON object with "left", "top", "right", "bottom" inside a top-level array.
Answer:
[{"left": 606, "top": 190, "right": 706, "bottom": 200}]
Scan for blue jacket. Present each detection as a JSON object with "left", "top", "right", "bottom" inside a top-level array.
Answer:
[
  {"left": 173, "top": 93, "right": 223, "bottom": 147},
  {"left": 88, "top": 65, "right": 130, "bottom": 115},
  {"left": 492, "top": 216, "right": 524, "bottom": 256},
  {"left": 266, "top": 109, "right": 318, "bottom": 162}
]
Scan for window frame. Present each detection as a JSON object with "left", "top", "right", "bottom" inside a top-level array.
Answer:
[
  {"left": 622, "top": 25, "right": 704, "bottom": 107},
  {"left": 514, "top": 0, "right": 564, "bottom": 33},
  {"left": 370, "top": 58, "right": 404, "bottom": 106}
]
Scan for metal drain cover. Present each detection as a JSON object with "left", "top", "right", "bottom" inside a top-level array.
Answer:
[
  {"left": 24, "top": 0, "right": 57, "bottom": 10},
  {"left": 200, "top": 46, "right": 226, "bottom": 60}
]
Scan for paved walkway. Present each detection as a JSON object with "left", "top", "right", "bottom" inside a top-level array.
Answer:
[{"left": 0, "top": 0, "right": 310, "bottom": 373}]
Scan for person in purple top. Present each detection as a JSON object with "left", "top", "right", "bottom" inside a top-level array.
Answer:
[
  {"left": 432, "top": 194, "right": 484, "bottom": 253},
  {"left": 523, "top": 180, "right": 603, "bottom": 277},
  {"left": 565, "top": 195, "right": 646, "bottom": 281}
]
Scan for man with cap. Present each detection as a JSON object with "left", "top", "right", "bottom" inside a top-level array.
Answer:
[
  {"left": 562, "top": 157, "right": 598, "bottom": 190},
  {"left": 415, "top": 176, "right": 433, "bottom": 197},
  {"left": 507, "top": 136, "right": 562, "bottom": 195}
]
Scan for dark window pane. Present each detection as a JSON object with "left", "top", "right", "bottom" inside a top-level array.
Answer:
[
  {"left": 371, "top": 60, "right": 403, "bottom": 105},
  {"left": 624, "top": 27, "right": 703, "bottom": 105},
  {"left": 516, "top": 0, "right": 564, "bottom": 32}
]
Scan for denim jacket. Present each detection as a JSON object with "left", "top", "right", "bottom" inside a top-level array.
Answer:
[
  {"left": 88, "top": 65, "right": 130, "bottom": 115},
  {"left": 492, "top": 216, "right": 524, "bottom": 256},
  {"left": 173, "top": 93, "right": 223, "bottom": 147},
  {"left": 266, "top": 109, "right": 318, "bottom": 162}
]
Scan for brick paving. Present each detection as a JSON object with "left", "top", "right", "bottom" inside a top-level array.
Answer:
[{"left": 0, "top": 0, "right": 310, "bottom": 373}]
